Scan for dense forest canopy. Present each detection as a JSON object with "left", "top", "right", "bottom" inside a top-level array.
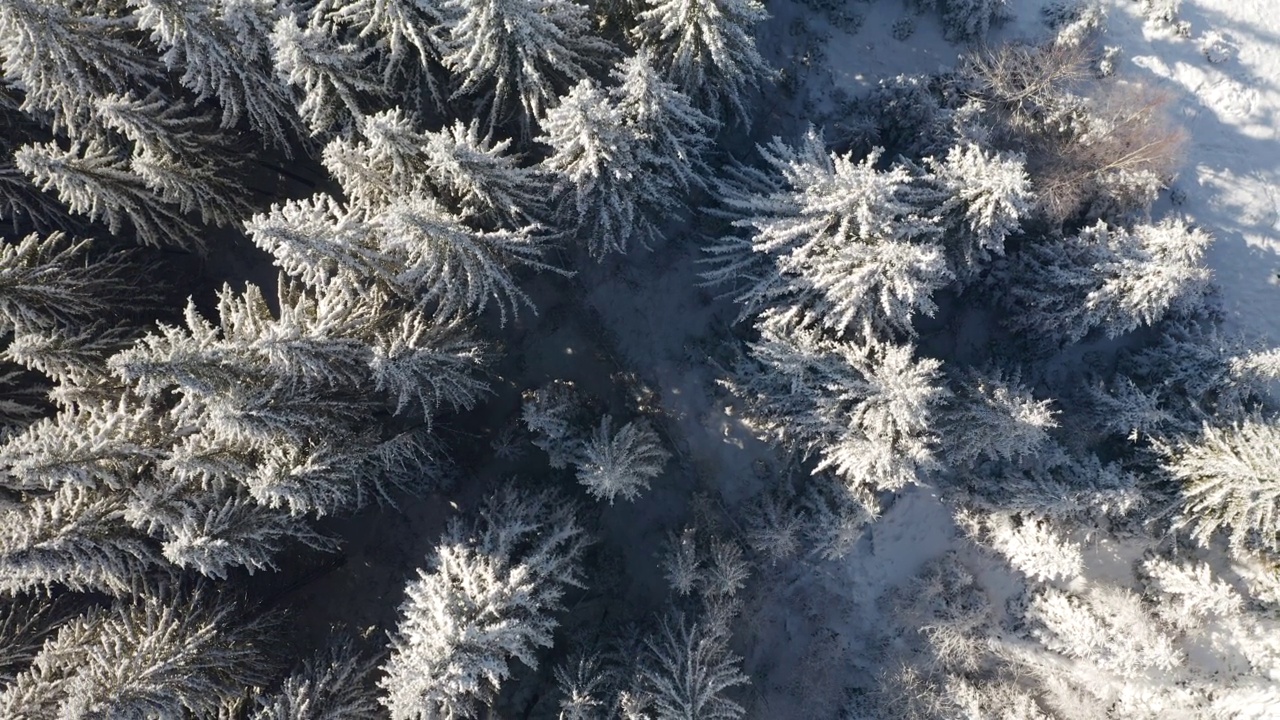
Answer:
[{"left": 0, "top": 0, "right": 1277, "bottom": 718}]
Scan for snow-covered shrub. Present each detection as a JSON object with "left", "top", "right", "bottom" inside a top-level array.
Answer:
[
  {"left": 705, "top": 128, "right": 951, "bottom": 340},
  {"left": 1200, "top": 31, "right": 1234, "bottom": 64},
  {"left": 632, "top": 0, "right": 772, "bottom": 125},
  {"left": 1163, "top": 416, "right": 1280, "bottom": 557},
  {"left": 1005, "top": 219, "right": 1213, "bottom": 348},
  {"left": 380, "top": 485, "right": 588, "bottom": 720},
  {"left": 575, "top": 416, "right": 669, "bottom": 503}
]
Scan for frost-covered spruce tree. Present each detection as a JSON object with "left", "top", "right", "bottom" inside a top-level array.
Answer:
[
  {"left": 1005, "top": 219, "right": 1213, "bottom": 348},
  {"left": 95, "top": 91, "right": 253, "bottom": 227},
  {"left": 271, "top": 9, "right": 381, "bottom": 136},
  {"left": 913, "top": 0, "right": 1014, "bottom": 43},
  {"left": 1121, "top": 321, "right": 1280, "bottom": 423},
  {"left": 727, "top": 313, "right": 947, "bottom": 495},
  {"left": 15, "top": 139, "right": 200, "bottom": 247},
  {"left": 539, "top": 79, "right": 676, "bottom": 256},
  {"left": 247, "top": 191, "right": 553, "bottom": 324},
  {"left": 941, "top": 368, "right": 1058, "bottom": 468},
  {"left": 110, "top": 282, "right": 484, "bottom": 518},
  {"left": 922, "top": 142, "right": 1033, "bottom": 281},
  {"left": 0, "top": 485, "right": 163, "bottom": 596},
  {"left": 0, "top": 584, "right": 270, "bottom": 719},
  {"left": 612, "top": 52, "right": 718, "bottom": 194},
  {"left": 705, "top": 128, "right": 950, "bottom": 340},
  {"left": 0, "top": 232, "right": 140, "bottom": 335},
  {"left": 575, "top": 416, "right": 670, "bottom": 503},
  {"left": 379, "top": 485, "right": 588, "bottom": 720},
  {"left": 129, "top": 0, "right": 299, "bottom": 147},
  {"left": 252, "top": 641, "right": 380, "bottom": 720},
  {"left": 632, "top": 0, "right": 771, "bottom": 125},
  {"left": 1162, "top": 416, "right": 1280, "bottom": 557},
  {"left": 441, "top": 0, "right": 613, "bottom": 134},
  {"left": 322, "top": 110, "right": 547, "bottom": 228},
  {"left": 521, "top": 380, "right": 589, "bottom": 468},
  {"left": 0, "top": 0, "right": 160, "bottom": 132},
  {"left": 628, "top": 614, "right": 749, "bottom": 720},
  {"left": 320, "top": 0, "right": 447, "bottom": 103}
]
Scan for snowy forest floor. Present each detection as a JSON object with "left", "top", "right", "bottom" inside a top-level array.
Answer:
[{"left": 271, "top": 0, "right": 1280, "bottom": 716}]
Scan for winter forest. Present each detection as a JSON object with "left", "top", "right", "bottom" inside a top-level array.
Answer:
[{"left": 1, "top": 0, "right": 1279, "bottom": 716}]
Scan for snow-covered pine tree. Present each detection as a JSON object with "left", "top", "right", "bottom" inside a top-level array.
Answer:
[
  {"left": 96, "top": 91, "right": 253, "bottom": 227},
  {"left": 538, "top": 78, "right": 674, "bottom": 256},
  {"left": 612, "top": 52, "right": 718, "bottom": 194},
  {"left": 1163, "top": 415, "right": 1280, "bottom": 557},
  {"left": 128, "top": 0, "right": 299, "bottom": 147},
  {"left": 727, "top": 313, "right": 947, "bottom": 495},
  {"left": 941, "top": 367, "right": 1058, "bottom": 468},
  {"left": 705, "top": 128, "right": 950, "bottom": 340},
  {"left": 632, "top": 0, "right": 771, "bottom": 125},
  {"left": 0, "top": 593, "right": 80, "bottom": 685},
  {"left": 1005, "top": 219, "right": 1213, "bottom": 348},
  {"left": 379, "top": 485, "right": 588, "bottom": 720},
  {"left": 0, "top": 485, "right": 163, "bottom": 596},
  {"left": 922, "top": 142, "right": 1033, "bottom": 281},
  {"left": 441, "top": 0, "right": 614, "bottom": 134},
  {"left": 320, "top": 0, "right": 447, "bottom": 104},
  {"left": 248, "top": 191, "right": 552, "bottom": 324},
  {"left": 553, "top": 652, "right": 613, "bottom": 720},
  {"left": 575, "top": 415, "right": 670, "bottom": 503},
  {"left": 252, "top": 640, "right": 380, "bottom": 720},
  {"left": 522, "top": 380, "right": 590, "bottom": 469},
  {"left": 0, "top": 0, "right": 160, "bottom": 132},
  {"left": 271, "top": 9, "right": 381, "bottom": 136},
  {"left": 0, "top": 584, "right": 270, "bottom": 719},
  {"left": 921, "top": 0, "right": 1014, "bottom": 43},
  {"left": 14, "top": 139, "right": 200, "bottom": 248},
  {"left": 628, "top": 614, "right": 749, "bottom": 720},
  {"left": 0, "top": 233, "right": 140, "bottom": 335},
  {"left": 110, "top": 282, "right": 482, "bottom": 518},
  {"left": 322, "top": 110, "right": 547, "bottom": 229},
  {"left": 1121, "top": 321, "right": 1280, "bottom": 423}
]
